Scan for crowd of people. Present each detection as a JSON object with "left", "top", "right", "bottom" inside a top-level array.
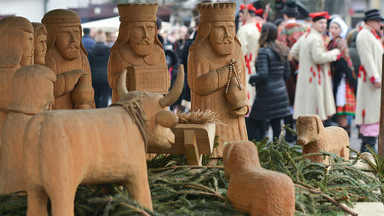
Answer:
[
  {"left": 83, "top": 2, "right": 383, "bottom": 153},
  {"left": 236, "top": 2, "right": 383, "bottom": 153}
]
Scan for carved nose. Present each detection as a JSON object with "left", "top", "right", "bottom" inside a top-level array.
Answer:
[{"left": 297, "top": 139, "right": 306, "bottom": 145}]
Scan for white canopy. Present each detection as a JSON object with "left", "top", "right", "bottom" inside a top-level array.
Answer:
[
  {"left": 81, "top": 16, "right": 120, "bottom": 32},
  {"left": 81, "top": 16, "right": 171, "bottom": 33}
]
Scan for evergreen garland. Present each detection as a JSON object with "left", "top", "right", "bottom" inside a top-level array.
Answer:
[{"left": 1, "top": 128, "right": 383, "bottom": 215}]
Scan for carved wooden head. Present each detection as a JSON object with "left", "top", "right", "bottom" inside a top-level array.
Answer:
[
  {"left": 223, "top": 141, "right": 261, "bottom": 179},
  {"left": 190, "top": 3, "right": 241, "bottom": 56},
  {"left": 111, "top": 4, "right": 163, "bottom": 54},
  {"left": 42, "top": 9, "right": 87, "bottom": 59},
  {"left": 0, "top": 16, "right": 34, "bottom": 67},
  {"left": 8, "top": 65, "right": 56, "bottom": 114},
  {"left": 32, "top": 23, "right": 47, "bottom": 65},
  {"left": 296, "top": 115, "right": 323, "bottom": 145}
]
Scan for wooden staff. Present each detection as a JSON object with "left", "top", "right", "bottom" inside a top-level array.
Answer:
[{"left": 379, "top": 53, "right": 384, "bottom": 157}]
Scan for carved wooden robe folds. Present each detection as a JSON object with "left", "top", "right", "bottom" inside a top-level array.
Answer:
[
  {"left": 188, "top": 3, "right": 249, "bottom": 157},
  {"left": 0, "top": 65, "right": 56, "bottom": 195},
  {"left": 42, "top": 9, "right": 94, "bottom": 110},
  {"left": 108, "top": 3, "right": 169, "bottom": 102},
  {"left": 0, "top": 16, "right": 34, "bottom": 141}
]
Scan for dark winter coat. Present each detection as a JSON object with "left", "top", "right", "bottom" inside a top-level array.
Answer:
[
  {"left": 88, "top": 42, "right": 111, "bottom": 86},
  {"left": 249, "top": 46, "right": 290, "bottom": 120}
]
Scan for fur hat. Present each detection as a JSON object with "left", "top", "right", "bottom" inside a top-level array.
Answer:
[{"left": 364, "top": 9, "right": 384, "bottom": 22}]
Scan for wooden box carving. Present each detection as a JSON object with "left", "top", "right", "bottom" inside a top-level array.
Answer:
[
  {"left": 127, "top": 65, "right": 169, "bottom": 94},
  {"left": 147, "top": 123, "right": 216, "bottom": 165}
]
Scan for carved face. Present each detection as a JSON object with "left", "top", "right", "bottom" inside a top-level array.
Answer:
[
  {"left": 56, "top": 26, "right": 81, "bottom": 60},
  {"left": 208, "top": 21, "right": 235, "bottom": 56},
  {"left": 34, "top": 33, "right": 47, "bottom": 65},
  {"left": 129, "top": 21, "right": 155, "bottom": 56},
  {"left": 296, "top": 116, "right": 320, "bottom": 145},
  {"left": 20, "top": 32, "right": 34, "bottom": 66}
]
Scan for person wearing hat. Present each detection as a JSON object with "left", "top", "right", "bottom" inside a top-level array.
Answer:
[
  {"left": 277, "top": 1, "right": 309, "bottom": 142},
  {"left": 290, "top": 11, "right": 340, "bottom": 121},
  {"left": 355, "top": 9, "right": 384, "bottom": 152},
  {"left": 42, "top": 9, "right": 95, "bottom": 110},
  {"left": 327, "top": 17, "right": 357, "bottom": 136},
  {"left": 108, "top": 3, "right": 167, "bottom": 103},
  {"left": 237, "top": 3, "right": 259, "bottom": 107}
]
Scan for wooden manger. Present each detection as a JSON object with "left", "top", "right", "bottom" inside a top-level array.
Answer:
[{"left": 147, "top": 123, "right": 216, "bottom": 166}]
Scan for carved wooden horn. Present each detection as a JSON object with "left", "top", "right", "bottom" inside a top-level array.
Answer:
[
  {"left": 160, "top": 64, "right": 184, "bottom": 108},
  {"left": 117, "top": 69, "right": 129, "bottom": 99}
]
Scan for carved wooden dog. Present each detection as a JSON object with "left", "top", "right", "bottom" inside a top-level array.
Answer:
[
  {"left": 296, "top": 114, "right": 349, "bottom": 164},
  {"left": 223, "top": 141, "right": 295, "bottom": 216}
]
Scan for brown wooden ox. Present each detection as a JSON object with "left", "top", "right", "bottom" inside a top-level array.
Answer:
[{"left": 23, "top": 65, "right": 184, "bottom": 216}]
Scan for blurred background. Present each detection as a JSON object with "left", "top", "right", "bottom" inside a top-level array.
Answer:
[{"left": 0, "top": 0, "right": 383, "bottom": 41}]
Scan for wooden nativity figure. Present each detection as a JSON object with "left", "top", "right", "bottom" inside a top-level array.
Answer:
[
  {"left": 42, "top": 9, "right": 95, "bottom": 110},
  {"left": 108, "top": 3, "right": 169, "bottom": 103},
  {"left": 188, "top": 2, "right": 249, "bottom": 157},
  {"left": 23, "top": 67, "right": 184, "bottom": 216},
  {"left": 223, "top": 141, "right": 295, "bottom": 216},
  {"left": 32, "top": 22, "right": 47, "bottom": 65},
  {"left": 0, "top": 16, "right": 34, "bottom": 142},
  {"left": 0, "top": 65, "right": 56, "bottom": 195}
]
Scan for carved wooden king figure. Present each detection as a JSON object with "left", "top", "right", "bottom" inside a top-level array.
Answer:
[
  {"left": 108, "top": 3, "right": 169, "bottom": 103},
  {"left": 42, "top": 9, "right": 94, "bottom": 110},
  {"left": 0, "top": 16, "right": 34, "bottom": 143},
  {"left": 188, "top": 3, "right": 249, "bottom": 157}
]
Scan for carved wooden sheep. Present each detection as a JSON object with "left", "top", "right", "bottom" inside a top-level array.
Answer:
[
  {"left": 223, "top": 141, "right": 295, "bottom": 216},
  {"left": 23, "top": 65, "right": 184, "bottom": 216},
  {"left": 296, "top": 114, "right": 349, "bottom": 164}
]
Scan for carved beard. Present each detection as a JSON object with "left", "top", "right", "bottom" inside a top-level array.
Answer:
[
  {"left": 130, "top": 39, "right": 154, "bottom": 56},
  {"left": 58, "top": 44, "right": 79, "bottom": 60},
  {"left": 60, "top": 48, "right": 79, "bottom": 60},
  {"left": 210, "top": 38, "right": 234, "bottom": 56}
]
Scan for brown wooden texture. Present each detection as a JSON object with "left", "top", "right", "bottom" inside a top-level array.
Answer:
[
  {"left": 0, "top": 16, "right": 34, "bottom": 142},
  {"left": 296, "top": 114, "right": 350, "bottom": 164},
  {"left": 147, "top": 123, "right": 215, "bottom": 165},
  {"left": 108, "top": 3, "right": 168, "bottom": 103},
  {"left": 24, "top": 66, "right": 184, "bottom": 216},
  {"left": 32, "top": 23, "right": 47, "bottom": 65},
  {"left": 223, "top": 141, "right": 295, "bottom": 216},
  {"left": 0, "top": 65, "right": 56, "bottom": 195},
  {"left": 42, "top": 9, "right": 94, "bottom": 110},
  {"left": 379, "top": 54, "right": 384, "bottom": 157},
  {"left": 188, "top": 2, "right": 249, "bottom": 158},
  {"left": 127, "top": 65, "right": 169, "bottom": 94},
  {"left": 184, "top": 130, "right": 201, "bottom": 165}
]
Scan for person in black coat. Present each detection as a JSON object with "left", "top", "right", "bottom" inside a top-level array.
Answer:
[
  {"left": 88, "top": 30, "right": 111, "bottom": 108},
  {"left": 248, "top": 22, "right": 291, "bottom": 142}
]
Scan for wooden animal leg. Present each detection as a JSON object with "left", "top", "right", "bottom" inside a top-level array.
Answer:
[
  {"left": 123, "top": 174, "right": 153, "bottom": 211},
  {"left": 26, "top": 187, "right": 49, "bottom": 216},
  {"left": 46, "top": 183, "right": 78, "bottom": 216},
  {"left": 341, "top": 146, "right": 350, "bottom": 160}
]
